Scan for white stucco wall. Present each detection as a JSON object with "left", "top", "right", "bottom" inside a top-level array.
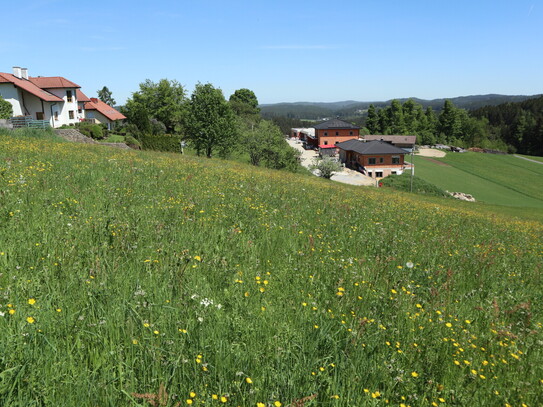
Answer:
[
  {"left": 47, "top": 88, "right": 79, "bottom": 126},
  {"left": 0, "top": 83, "right": 23, "bottom": 116}
]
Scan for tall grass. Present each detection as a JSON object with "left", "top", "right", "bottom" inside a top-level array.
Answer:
[{"left": 0, "top": 132, "right": 542, "bottom": 406}]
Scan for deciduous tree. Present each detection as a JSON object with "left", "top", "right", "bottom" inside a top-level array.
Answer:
[
  {"left": 122, "top": 79, "right": 186, "bottom": 134},
  {"left": 185, "top": 83, "right": 237, "bottom": 158}
]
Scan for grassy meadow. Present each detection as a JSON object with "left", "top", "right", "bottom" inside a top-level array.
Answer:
[
  {"left": 1, "top": 129, "right": 543, "bottom": 406},
  {"left": 411, "top": 152, "right": 543, "bottom": 209}
]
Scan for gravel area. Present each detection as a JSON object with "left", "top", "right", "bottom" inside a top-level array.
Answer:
[
  {"left": 417, "top": 148, "right": 446, "bottom": 158},
  {"left": 287, "top": 138, "right": 375, "bottom": 186}
]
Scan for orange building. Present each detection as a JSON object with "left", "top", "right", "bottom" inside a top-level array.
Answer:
[
  {"left": 337, "top": 139, "right": 413, "bottom": 178},
  {"left": 306, "top": 118, "right": 360, "bottom": 149}
]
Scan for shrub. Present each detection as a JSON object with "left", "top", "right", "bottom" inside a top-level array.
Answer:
[
  {"left": 76, "top": 123, "right": 104, "bottom": 140},
  {"left": 380, "top": 172, "right": 449, "bottom": 197},
  {"left": 0, "top": 96, "right": 13, "bottom": 119},
  {"left": 139, "top": 134, "right": 183, "bottom": 152},
  {"left": 309, "top": 157, "right": 343, "bottom": 179}
]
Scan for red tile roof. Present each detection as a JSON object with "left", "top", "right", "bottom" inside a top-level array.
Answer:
[
  {"left": 0, "top": 73, "right": 63, "bottom": 102},
  {"left": 29, "top": 76, "right": 80, "bottom": 89},
  {"left": 85, "top": 98, "right": 126, "bottom": 121},
  {"left": 76, "top": 89, "right": 91, "bottom": 102}
]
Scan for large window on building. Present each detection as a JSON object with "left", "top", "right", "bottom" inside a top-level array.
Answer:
[
  {"left": 66, "top": 90, "right": 73, "bottom": 102},
  {"left": 392, "top": 156, "right": 400, "bottom": 164},
  {"left": 69, "top": 111, "right": 74, "bottom": 119},
  {"left": 368, "top": 157, "right": 376, "bottom": 165}
]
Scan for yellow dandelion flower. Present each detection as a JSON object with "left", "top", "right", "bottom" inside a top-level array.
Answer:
[
  {"left": 186, "top": 400, "right": 193, "bottom": 405},
  {"left": 371, "top": 391, "right": 381, "bottom": 399},
  {"left": 411, "top": 371, "right": 419, "bottom": 378},
  {"left": 28, "top": 298, "right": 36, "bottom": 305},
  {"left": 143, "top": 323, "right": 150, "bottom": 328},
  {"left": 56, "top": 308, "right": 62, "bottom": 312},
  {"left": 26, "top": 316, "right": 35, "bottom": 324},
  {"left": 259, "top": 287, "right": 265, "bottom": 293},
  {"left": 220, "top": 396, "right": 227, "bottom": 403},
  {"left": 212, "top": 394, "right": 218, "bottom": 400},
  {"left": 9, "top": 309, "right": 15, "bottom": 315},
  {"left": 246, "top": 377, "right": 253, "bottom": 384},
  {"left": 257, "top": 403, "right": 265, "bottom": 407},
  {"left": 274, "top": 401, "right": 282, "bottom": 407},
  {"left": 189, "top": 392, "right": 196, "bottom": 398},
  {"left": 446, "top": 322, "right": 452, "bottom": 328},
  {"left": 194, "top": 255, "right": 201, "bottom": 261},
  {"left": 439, "top": 398, "right": 445, "bottom": 402},
  {"left": 132, "top": 339, "right": 138, "bottom": 345},
  {"left": 153, "top": 330, "right": 159, "bottom": 335}
]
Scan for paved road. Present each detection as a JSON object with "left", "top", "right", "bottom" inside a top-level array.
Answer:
[
  {"left": 287, "top": 138, "right": 375, "bottom": 186},
  {"left": 514, "top": 154, "right": 543, "bottom": 165}
]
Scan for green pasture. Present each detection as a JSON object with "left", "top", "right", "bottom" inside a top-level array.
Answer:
[
  {"left": 412, "top": 151, "right": 543, "bottom": 208},
  {"left": 0, "top": 129, "right": 542, "bottom": 406}
]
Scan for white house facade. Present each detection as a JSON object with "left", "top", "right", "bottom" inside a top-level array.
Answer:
[{"left": 0, "top": 66, "right": 124, "bottom": 128}]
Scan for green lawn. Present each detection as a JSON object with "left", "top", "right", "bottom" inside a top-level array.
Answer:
[
  {"left": 517, "top": 154, "right": 543, "bottom": 163},
  {"left": 412, "top": 152, "right": 543, "bottom": 208}
]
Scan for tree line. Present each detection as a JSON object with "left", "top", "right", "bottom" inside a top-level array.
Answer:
[
  {"left": 118, "top": 79, "right": 300, "bottom": 171},
  {"left": 364, "top": 97, "right": 542, "bottom": 154}
]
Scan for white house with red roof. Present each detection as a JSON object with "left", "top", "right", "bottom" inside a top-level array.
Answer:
[
  {"left": 0, "top": 66, "right": 125, "bottom": 128},
  {"left": 82, "top": 96, "right": 126, "bottom": 130}
]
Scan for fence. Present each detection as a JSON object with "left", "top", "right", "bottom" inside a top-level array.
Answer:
[{"left": 10, "top": 116, "right": 50, "bottom": 129}]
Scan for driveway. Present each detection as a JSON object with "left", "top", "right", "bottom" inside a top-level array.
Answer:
[{"left": 287, "top": 138, "right": 375, "bottom": 186}]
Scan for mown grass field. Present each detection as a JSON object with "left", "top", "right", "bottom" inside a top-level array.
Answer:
[
  {"left": 412, "top": 152, "right": 543, "bottom": 208},
  {"left": 1, "top": 129, "right": 543, "bottom": 406}
]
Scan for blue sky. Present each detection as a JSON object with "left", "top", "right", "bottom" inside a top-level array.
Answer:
[{"left": 3, "top": 0, "right": 542, "bottom": 104}]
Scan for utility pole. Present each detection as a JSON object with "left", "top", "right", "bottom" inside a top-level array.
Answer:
[{"left": 410, "top": 148, "right": 414, "bottom": 193}]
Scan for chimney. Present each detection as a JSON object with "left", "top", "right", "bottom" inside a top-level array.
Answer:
[
  {"left": 12, "top": 66, "right": 22, "bottom": 78},
  {"left": 21, "top": 68, "right": 28, "bottom": 80}
]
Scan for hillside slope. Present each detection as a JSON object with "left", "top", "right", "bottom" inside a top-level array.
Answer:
[
  {"left": 1, "top": 130, "right": 542, "bottom": 406},
  {"left": 412, "top": 152, "right": 543, "bottom": 208}
]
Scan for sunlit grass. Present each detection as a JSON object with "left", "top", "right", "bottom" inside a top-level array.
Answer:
[{"left": 1, "top": 129, "right": 542, "bottom": 406}]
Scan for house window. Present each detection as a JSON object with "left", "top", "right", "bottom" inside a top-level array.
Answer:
[
  {"left": 324, "top": 132, "right": 328, "bottom": 136},
  {"left": 36, "top": 112, "right": 44, "bottom": 120},
  {"left": 376, "top": 171, "right": 383, "bottom": 178},
  {"left": 324, "top": 141, "right": 328, "bottom": 145},
  {"left": 78, "top": 108, "right": 82, "bottom": 114},
  {"left": 350, "top": 131, "right": 353, "bottom": 136},
  {"left": 336, "top": 131, "right": 339, "bottom": 136},
  {"left": 335, "top": 141, "right": 339, "bottom": 144},
  {"left": 379, "top": 157, "right": 384, "bottom": 163},
  {"left": 392, "top": 156, "right": 400, "bottom": 164},
  {"left": 66, "top": 90, "right": 73, "bottom": 102},
  {"left": 368, "top": 157, "right": 376, "bottom": 165},
  {"left": 69, "top": 110, "right": 74, "bottom": 119},
  {"left": 54, "top": 111, "right": 59, "bottom": 121}
]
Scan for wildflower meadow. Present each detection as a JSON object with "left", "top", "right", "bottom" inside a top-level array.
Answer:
[{"left": 0, "top": 129, "right": 542, "bottom": 406}]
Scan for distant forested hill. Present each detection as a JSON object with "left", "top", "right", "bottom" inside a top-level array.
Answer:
[
  {"left": 260, "top": 94, "right": 539, "bottom": 120},
  {"left": 471, "top": 95, "right": 543, "bottom": 156}
]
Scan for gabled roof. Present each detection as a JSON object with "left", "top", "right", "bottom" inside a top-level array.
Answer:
[
  {"left": 29, "top": 76, "right": 80, "bottom": 89},
  {"left": 313, "top": 118, "right": 359, "bottom": 130},
  {"left": 84, "top": 98, "right": 126, "bottom": 121},
  {"left": 0, "top": 72, "right": 63, "bottom": 102},
  {"left": 76, "top": 89, "right": 91, "bottom": 102},
  {"left": 337, "top": 139, "right": 407, "bottom": 155},
  {"left": 364, "top": 135, "right": 416, "bottom": 144}
]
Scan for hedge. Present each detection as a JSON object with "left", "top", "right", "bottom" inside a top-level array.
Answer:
[{"left": 139, "top": 134, "right": 184, "bottom": 152}]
